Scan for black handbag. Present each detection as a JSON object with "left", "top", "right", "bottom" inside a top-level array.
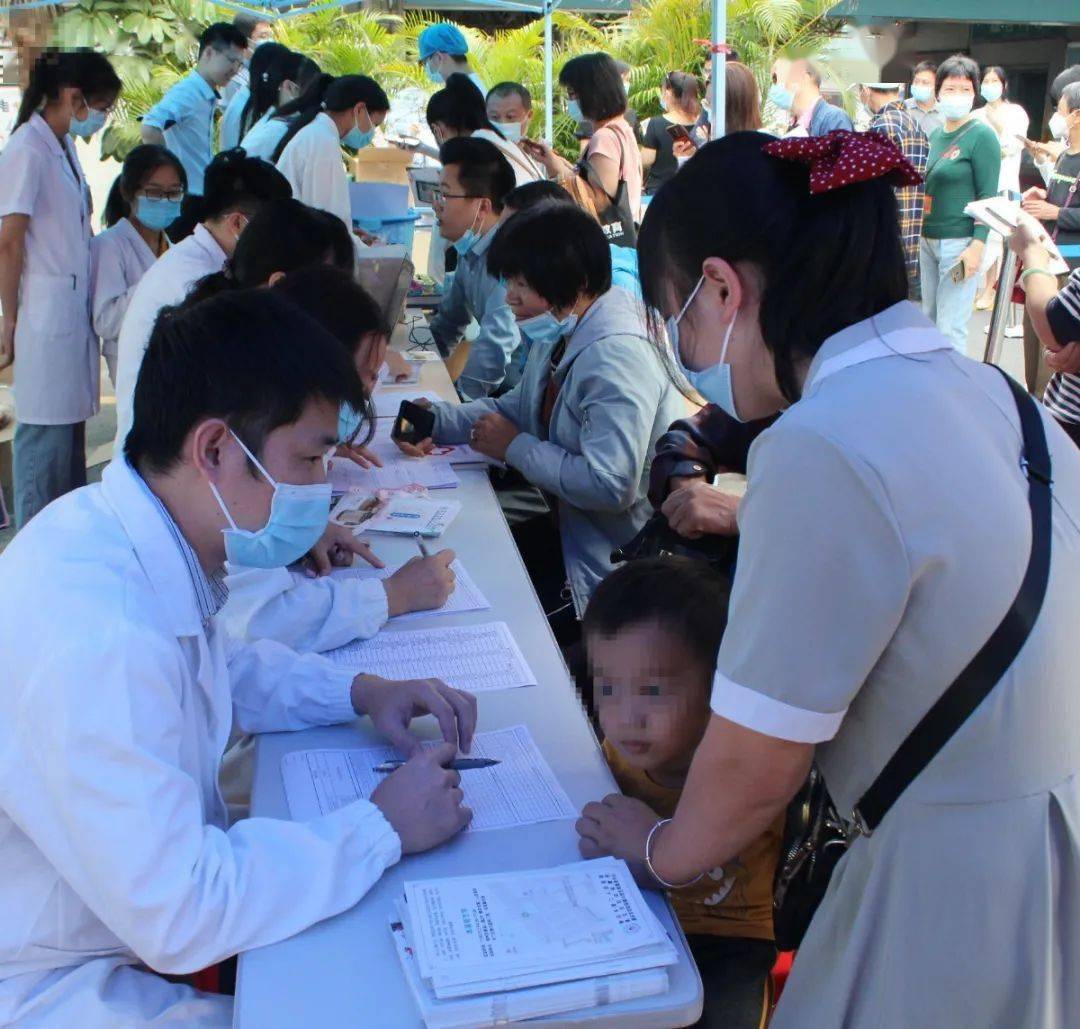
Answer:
[
  {"left": 578, "top": 125, "right": 637, "bottom": 249},
  {"left": 773, "top": 370, "right": 1053, "bottom": 951},
  {"left": 611, "top": 511, "right": 737, "bottom": 577}
]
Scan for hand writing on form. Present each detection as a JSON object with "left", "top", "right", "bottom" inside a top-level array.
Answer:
[{"left": 383, "top": 549, "right": 457, "bottom": 616}]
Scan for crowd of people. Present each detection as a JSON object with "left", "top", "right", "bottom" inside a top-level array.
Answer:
[{"left": 0, "top": 17, "right": 1078, "bottom": 1028}]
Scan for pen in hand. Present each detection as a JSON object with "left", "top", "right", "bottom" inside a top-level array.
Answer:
[
  {"left": 414, "top": 531, "right": 430, "bottom": 558},
  {"left": 373, "top": 757, "right": 500, "bottom": 774}
]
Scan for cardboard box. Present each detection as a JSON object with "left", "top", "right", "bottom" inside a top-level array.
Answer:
[{"left": 350, "top": 146, "right": 415, "bottom": 186}]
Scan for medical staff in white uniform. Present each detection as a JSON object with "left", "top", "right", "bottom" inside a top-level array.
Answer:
[
  {"left": 0, "top": 289, "right": 475, "bottom": 1026},
  {"left": 220, "top": 42, "right": 303, "bottom": 152},
  {"left": 0, "top": 49, "right": 121, "bottom": 528},
  {"left": 141, "top": 22, "right": 247, "bottom": 198},
  {"left": 418, "top": 22, "right": 486, "bottom": 96},
  {"left": 112, "top": 149, "right": 291, "bottom": 450},
  {"left": 90, "top": 144, "right": 186, "bottom": 386},
  {"left": 275, "top": 74, "right": 389, "bottom": 238}
]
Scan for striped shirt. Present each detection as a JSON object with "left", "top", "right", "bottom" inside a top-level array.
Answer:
[
  {"left": 132, "top": 467, "right": 229, "bottom": 625},
  {"left": 1044, "top": 268, "right": 1080, "bottom": 427}
]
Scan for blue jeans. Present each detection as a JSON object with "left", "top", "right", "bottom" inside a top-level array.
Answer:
[
  {"left": 920, "top": 236, "right": 979, "bottom": 353},
  {"left": 13, "top": 421, "right": 86, "bottom": 529}
]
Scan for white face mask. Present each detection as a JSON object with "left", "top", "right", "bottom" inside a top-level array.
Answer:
[
  {"left": 1049, "top": 112, "right": 1070, "bottom": 141},
  {"left": 494, "top": 120, "right": 523, "bottom": 143}
]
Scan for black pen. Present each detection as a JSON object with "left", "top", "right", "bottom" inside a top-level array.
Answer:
[{"left": 372, "top": 757, "right": 500, "bottom": 773}]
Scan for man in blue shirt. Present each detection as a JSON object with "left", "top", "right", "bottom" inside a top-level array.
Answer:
[
  {"left": 141, "top": 22, "right": 248, "bottom": 197},
  {"left": 770, "top": 58, "right": 853, "bottom": 137},
  {"left": 428, "top": 137, "right": 520, "bottom": 400}
]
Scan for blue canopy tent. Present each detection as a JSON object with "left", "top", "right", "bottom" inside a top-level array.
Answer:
[{"left": 0, "top": 0, "right": 729, "bottom": 138}]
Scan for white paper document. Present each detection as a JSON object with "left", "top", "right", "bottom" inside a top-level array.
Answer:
[
  {"left": 365, "top": 419, "right": 497, "bottom": 468},
  {"left": 401, "top": 857, "right": 678, "bottom": 998},
  {"left": 375, "top": 390, "right": 443, "bottom": 419},
  {"left": 327, "top": 456, "right": 459, "bottom": 492},
  {"left": 280, "top": 725, "right": 576, "bottom": 831},
  {"left": 331, "top": 559, "right": 490, "bottom": 622},
  {"left": 323, "top": 621, "right": 535, "bottom": 691},
  {"left": 331, "top": 490, "right": 461, "bottom": 538},
  {"left": 380, "top": 361, "right": 422, "bottom": 385}
]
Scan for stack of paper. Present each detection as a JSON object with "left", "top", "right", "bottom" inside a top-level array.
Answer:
[
  {"left": 362, "top": 419, "right": 497, "bottom": 469},
  {"left": 327, "top": 456, "right": 459, "bottom": 493},
  {"left": 281, "top": 725, "right": 576, "bottom": 830},
  {"left": 392, "top": 858, "right": 676, "bottom": 1028}
]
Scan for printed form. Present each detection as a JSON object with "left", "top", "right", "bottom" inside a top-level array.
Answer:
[
  {"left": 324, "top": 621, "right": 535, "bottom": 691},
  {"left": 281, "top": 725, "right": 577, "bottom": 832}
]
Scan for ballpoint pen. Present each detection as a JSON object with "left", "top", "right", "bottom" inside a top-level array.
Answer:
[
  {"left": 372, "top": 757, "right": 501, "bottom": 773},
  {"left": 413, "top": 530, "right": 430, "bottom": 557}
]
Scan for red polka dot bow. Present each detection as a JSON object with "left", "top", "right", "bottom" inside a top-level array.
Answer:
[{"left": 762, "top": 129, "right": 923, "bottom": 195}]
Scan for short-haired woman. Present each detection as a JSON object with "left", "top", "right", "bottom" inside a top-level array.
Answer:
[
  {"left": 919, "top": 53, "right": 1001, "bottom": 351},
  {"left": 574, "top": 129, "right": 1080, "bottom": 1027},
  {"left": 521, "top": 53, "right": 644, "bottom": 245},
  {"left": 398, "top": 203, "right": 682, "bottom": 635}
]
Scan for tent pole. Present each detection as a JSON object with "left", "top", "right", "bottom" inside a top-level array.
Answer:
[
  {"left": 711, "top": 0, "right": 725, "bottom": 137},
  {"left": 544, "top": 0, "right": 554, "bottom": 144}
]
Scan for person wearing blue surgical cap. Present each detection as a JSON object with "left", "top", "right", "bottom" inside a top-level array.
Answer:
[{"left": 418, "top": 23, "right": 486, "bottom": 96}]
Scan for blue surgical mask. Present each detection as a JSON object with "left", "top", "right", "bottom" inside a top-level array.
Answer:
[
  {"left": 452, "top": 203, "right": 484, "bottom": 256},
  {"left": 767, "top": 83, "right": 795, "bottom": 111},
  {"left": 567, "top": 98, "right": 583, "bottom": 122},
  {"left": 666, "top": 275, "right": 744, "bottom": 422},
  {"left": 209, "top": 430, "right": 332, "bottom": 569},
  {"left": 517, "top": 309, "right": 578, "bottom": 348},
  {"left": 343, "top": 108, "right": 375, "bottom": 150},
  {"left": 135, "top": 195, "right": 181, "bottom": 231},
  {"left": 495, "top": 120, "right": 523, "bottom": 143},
  {"left": 939, "top": 94, "right": 974, "bottom": 121},
  {"left": 910, "top": 83, "right": 933, "bottom": 105},
  {"left": 659, "top": 93, "right": 669, "bottom": 112},
  {"left": 426, "top": 58, "right": 445, "bottom": 85},
  {"left": 338, "top": 402, "right": 364, "bottom": 444},
  {"left": 980, "top": 83, "right": 1002, "bottom": 103},
  {"left": 70, "top": 106, "right": 107, "bottom": 140}
]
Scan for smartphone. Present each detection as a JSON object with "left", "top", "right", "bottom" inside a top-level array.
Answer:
[
  {"left": 950, "top": 262, "right": 967, "bottom": 284},
  {"left": 666, "top": 123, "right": 696, "bottom": 146},
  {"left": 391, "top": 399, "right": 436, "bottom": 445}
]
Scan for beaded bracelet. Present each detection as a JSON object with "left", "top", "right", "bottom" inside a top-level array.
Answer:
[
  {"left": 1020, "top": 266, "right": 1058, "bottom": 284},
  {"left": 644, "top": 818, "right": 705, "bottom": 889}
]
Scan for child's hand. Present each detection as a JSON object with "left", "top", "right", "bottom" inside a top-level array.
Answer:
[{"left": 577, "top": 794, "right": 661, "bottom": 886}]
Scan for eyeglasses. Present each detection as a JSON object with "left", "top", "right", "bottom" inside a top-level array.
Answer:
[
  {"left": 431, "top": 189, "right": 480, "bottom": 206},
  {"left": 140, "top": 188, "right": 186, "bottom": 203}
]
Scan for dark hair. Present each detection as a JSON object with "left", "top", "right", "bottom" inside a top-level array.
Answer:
[
  {"left": 240, "top": 43, "right": 298, "bottom": 139},
  {"left": 103, "top": 144, "right": 187, "bottom": 228},
  {"left": 638, "top": 132, "right": 907, "bottom": 404},
  {"left": 270, "top": 72, "right": 334, "bottom": 161},
  {"left": 194, "top": 148, "right": 291, "bottom": 223},
  {"left": 125, "top": 289, "right": 366, "bottom": 474},
  {"left": 274, "top": 74, "right": 388, "bottom": 158},
  {"left": 272, "top": 266, "right": 388, "bottom": 445},
  {"left": 504, "top": 179, "right": 573, "bottom": 212},
  {"left": 724, "top": 62, "right": 761, "bottom": 134},
  {"left": 663, "top": 70, "right": 700, "bottom": 109},
  {"left": 198, "top": 22, "right": 248, "bottom": 57},
  {"left": 185, "top": 199, "right": 353, "bottom": 303},
  {"left": 427, "top": 73, "right": 500, "bottom": 137},
  {"left": 1051, "top": 65, "right": 1080, "bottom": 106},
  {"left": 912, "top": 60, "right": 937, "bottom": 78},
  {"left": 233, "top": 12, "right": 271, "bottom": 40},
  {"left": 16, "top": 48, "right": 121, "bottom": 129},
  {"left": 488, "top": 203, "right": 611, "bottom": 309},
  {"left": 584, "top": 557, "right": 730, "bottom": 675},
  {"left": 1063, "top": 81, "right": 1080, "bottom": 113},
  {"left": 439, "top": 136, "right": 515, "bottom": 212},
  {"left": 559, "top": 53, "right": 627, "bottom": 123},
  {"left": 935, "top": 54, "right": 980, "bottom": 95},
  {"left": 487, "top": 81, "right": 532, "bottom": 110},
  {"left": 982, "top": 65, "right": 1008, "bottom": 96}
]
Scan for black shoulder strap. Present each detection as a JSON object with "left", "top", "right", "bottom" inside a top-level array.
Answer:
[{"left": 852, "top": 370, "right": 1053, "bottom": 835}]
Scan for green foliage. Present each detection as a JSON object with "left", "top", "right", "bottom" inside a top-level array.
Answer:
[{"left": 51, "top": 0, "right": 841, "bottom": 164}]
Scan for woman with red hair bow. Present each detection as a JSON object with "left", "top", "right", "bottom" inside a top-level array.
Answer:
[{"left": 575, "top": 131, "right": 1080, "bottom": 1027}]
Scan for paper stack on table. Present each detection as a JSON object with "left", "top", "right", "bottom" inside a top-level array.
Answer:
[
  {"left": 331, "top": 559, "right": 490, "bottom": 622},
  {"left": 331, "top": 489, "right": 461, "bottom": 538},
  {"left": 324, "top": 621, "right": 535, "bottom": 692},
  {"left": 390, "top": 858, "right": 676, "bottom": 1028},
  {"left": 281, "top": 725, "right": 575, "bottom": 831},
  {"left": 363, "top": 419, "right": 498, "bottom": 469}
]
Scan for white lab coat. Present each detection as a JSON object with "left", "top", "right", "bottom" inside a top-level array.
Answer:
[
  {"left": 0, "top": 113, "right": 97, "bottom": 424},
  {"left": 112, "top": 224, "right": 227, "bottom": 449},
  {"left": 0, "top": 459, "right": 402, "bottom": 1026},
  {"left": 222, "top": 563, "right": 390, "bottom": 651},
  {"left": 276, "top": 112, "right": 352, "bottom": 232},
  {"left": 89, "top": 218, "right": 160, "bottom": 385},
  {"left": 472, "top": 128, "right": 545, "bottom": 186},
  {"left": 240, "top": 108, "right": 288, "bottom": 161}
]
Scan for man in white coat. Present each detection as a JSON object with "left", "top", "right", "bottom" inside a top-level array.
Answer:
[{"left": 0, "top": 289, "right": 475, "bottom": 1026}]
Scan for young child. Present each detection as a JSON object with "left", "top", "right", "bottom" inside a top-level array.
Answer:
[{"left": 583, "top": 557, "right": 782, "bottom": 1029}]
